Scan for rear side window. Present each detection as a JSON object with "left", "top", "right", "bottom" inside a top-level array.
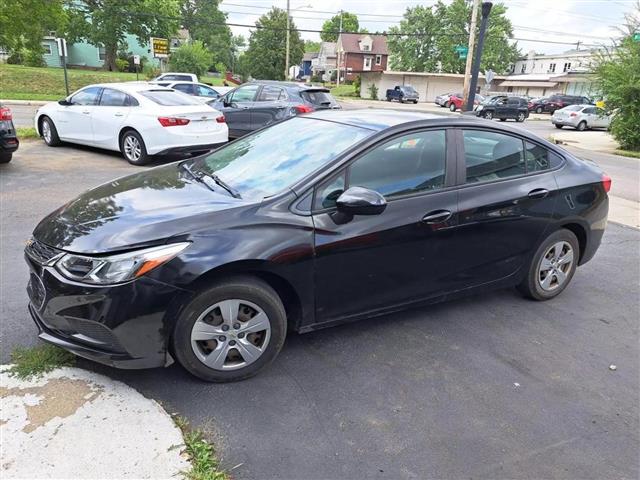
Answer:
[
  {"left": 162, "top": 75, "right": 193, "bottom": 81},
  {"left": 258, "top": 86, "right": 286, "bottom": 101},
  {"left": 301, "top": 90, "right": 335, "bottom": 106},
  {"left": 173, "top": 83, "right": 196, "bottom": 95},
  {"left": 99, "top": 88, "right": 128, "bottom": 106},
  {"left": 463, "top": 130, "right": 525, "bottom": 183},
  {"left": 507, "top": 98, "right": 520, "bottom": 105},
  {"left": 139, "top": 90, "right": 201, "bottom": 106},
  {"left": 70, "top": 87, "right": 101, "bottom": 106}
]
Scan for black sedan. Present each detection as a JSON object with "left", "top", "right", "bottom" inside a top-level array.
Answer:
[
  {"left": 0, "top": 104, "right": 19, "bottom": 163},
  {"left": 207, "top": 80, "right": 340, "bottom": 138},
  {"left": 25, "top": 110, "right": 610, "bottom": 382}
]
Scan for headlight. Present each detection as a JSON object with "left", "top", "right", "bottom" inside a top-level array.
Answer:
[
  {"left": 56, "top": 243, "right": 189, "bottom": 285},
  {"left": 476, "top": 105, "right": 484, "bottom": 111}
]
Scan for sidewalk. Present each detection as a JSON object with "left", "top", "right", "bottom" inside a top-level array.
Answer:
[
  {"left": 0, "top": 99, "right": 49, "bottom": 106},
  {"left": 549, "top": 129, "right": 620, "bottom": 154},
  {"left": 0, "top": 365, "right": 189, "bottom": 479}
]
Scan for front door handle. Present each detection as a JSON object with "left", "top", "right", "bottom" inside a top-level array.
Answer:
[
  {"left": 114, "top": 112, "right": 124, "bottom": 117},
  {"left": 422, "top": 209, "right": 452, "bottom": 224},
  {"left": 528, "top": 188, "right": 549, "bottom": 199},
  {"left": 82, "top": 110, "right": 91, "bottom": 114}
]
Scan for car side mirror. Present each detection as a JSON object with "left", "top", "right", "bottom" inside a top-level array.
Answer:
[
  {"left": 58, "top": 99, "right": 71, "bottom": 106},
  {"left": 336, "top": 187, "right": 387, "bottom": 216}
]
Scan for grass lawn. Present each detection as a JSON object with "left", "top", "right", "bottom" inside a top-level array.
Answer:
[
  {"left": 615, "top": 149, "right": 640, "bottom": 159},
  {"left": 329, "top": 84, "right": 357, "bottom": 98},
  {"left": 0, "top": 64, "right": 224, "bottom": 100}
]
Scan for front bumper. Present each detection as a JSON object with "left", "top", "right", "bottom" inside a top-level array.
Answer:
[{"left": 25, "top": 251, "right": 187, "bottom": 369}]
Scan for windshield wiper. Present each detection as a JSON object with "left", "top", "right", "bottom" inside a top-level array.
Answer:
[
  {"left": 179, "top": 161, "right": 217, "bottom": 193},
  {"left": 179, "top": 161, "right": 241, "bottom": 199},
  {"left": 209, "top": 173, "right": 241, "bottom": 199}
]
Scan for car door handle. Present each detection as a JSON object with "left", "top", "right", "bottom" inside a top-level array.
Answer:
[
  {"left": 528, "top": 188, "right": 549, "bottom": 199},
  {"left": 82, "top": 110, "right": 90, "bottom": 114},
  {"left": 114, "top": 112, "right": 124, "bottom": 117},
  {"left": 422, "top": 209, "right": 452, "bottom": 224}
]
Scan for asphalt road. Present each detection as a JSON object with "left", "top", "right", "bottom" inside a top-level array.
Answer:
[{"left": 1, "top": 140, "right": 638, "bottom": 479}]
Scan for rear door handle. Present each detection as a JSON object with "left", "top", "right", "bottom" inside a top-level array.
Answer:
[
  {"left": 422, "top": 209, "right": 452, "bottom": 224},
  {"left": 528, "top": 188, "right": 549, "bottom": 199}
]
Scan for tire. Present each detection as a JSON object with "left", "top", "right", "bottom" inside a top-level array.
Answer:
[
  {"left": 483, "top": 111, "right": 493, "bottom": 120},
  {"left": 555, "top": 124, "right": 563, "bottom": 129},
  {"left": 535, "top": 107, "right": 543, "bottom": 114},
  {"left": 386, "top": 96, "right": 391, "bottom": 102},
  {"left": 449, "top": 103, "right": 456, "bottom": 112},
  {"left": 172, "top": 276, "right": 287, "bottom": 382},
  {"left": 413, "top": 100, "right": 418, "bottom": 104},
  {"left": 576, "top": 121, "right": 587, "bottom": 131},
  {"left": 0, "top": 152, "right": 12, "bottom": 163},
  {"left": 499, "top": 118, "right": 507, "bottom": 122},
  {"left": 120, "top": 129, "right": 150, "bottom": 165},
  {"left": 517, "top": 229, "right": 579, "bottom": 301},
  {"left": 40, "top": 116, "right": 61, "bottom": 146},
  {"left": 516, "top": 112, "right": 526, "bottom": 122},
  {"left": 444, "top": 101, "right": 450, "bottom": 108}
]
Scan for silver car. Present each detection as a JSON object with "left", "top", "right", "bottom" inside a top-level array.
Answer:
[
  {"left": 552, "top": 104, "right": 611, "bottom": 131},
  {"left": 435, "top": 92, "right": 452, "bottom": 107}
]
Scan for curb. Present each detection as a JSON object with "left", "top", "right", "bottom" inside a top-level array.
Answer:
[{"left": 0, "top": 99, "right": 49, "bottom": 106}]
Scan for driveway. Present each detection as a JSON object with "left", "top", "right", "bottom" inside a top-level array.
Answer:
[{"left": 1, "top": 140, "right": 639, "bottom": 479}]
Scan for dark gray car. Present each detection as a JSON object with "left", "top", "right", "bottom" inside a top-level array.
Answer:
[{"left": 208, "top": 81, "right": 341, "bottom": 138}]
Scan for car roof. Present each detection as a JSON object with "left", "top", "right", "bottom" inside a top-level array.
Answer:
[
  {"left": 306, "top": 109, "right": 447, "bottom": 131},
  {"left": 247, "top": 80, "right": 329, "bottom": 91},
  {"left": 87, "top": 82, "right": 172, "bottom": 93}
]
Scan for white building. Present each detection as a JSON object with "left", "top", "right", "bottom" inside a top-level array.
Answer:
[{"left": 513, "top": 49, "right": 597, "bottom": 75}]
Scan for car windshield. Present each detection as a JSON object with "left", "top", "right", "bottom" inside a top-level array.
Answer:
[
  {"left": 139, "top": 90, "right": 202, "bottom": 106},
  {"left": 484, "top": 96, "right": 504, "bottom": 105},
  {"left": 301, "top": 90, "right": 335, "bottom": 106},
  {"left": 194, "top": 117, "right": 372, "bottom": 199},
  {"left": 401, "top": 86, "right": 417, "bottom": 94}
]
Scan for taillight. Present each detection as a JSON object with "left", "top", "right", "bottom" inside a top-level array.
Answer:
[
  {"left": 0, "top": 107, "right": 12, "bottom": 120},
  {"left": 216, "top": 115, "right": 225, "bottom": 123},
  {"left": 158, "top": 117, "right": 190, "bottom": 127},
  {"left": 570, "top": 112, "right": 577, "bottom": 117},
  {"left": 601, "top": 174, "right": 612, "bottom": 193},
  {"left": 293, "top": 105, "right": 314, "bottom": 114}
]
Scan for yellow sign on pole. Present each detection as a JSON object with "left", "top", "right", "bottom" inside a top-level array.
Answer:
[{"left": 151, "top": 37, "right": 169, "bottom": 58}]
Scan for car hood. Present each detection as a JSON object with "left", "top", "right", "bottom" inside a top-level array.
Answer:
[{"left": 33, "top": 162, "right": 249, "bottom": 254}]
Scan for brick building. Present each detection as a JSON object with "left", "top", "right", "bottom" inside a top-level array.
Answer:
[{"left": 336, "top": 33, "right": 388, "bottom": 82}]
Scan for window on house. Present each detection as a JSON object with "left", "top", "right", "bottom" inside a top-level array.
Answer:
[
  {"left": 98, "top": 46, "right": 106, "bottom": 61},
  {"left": 363, "top": 57, "right": 372, "bottom": 70},
  {"left": 375, "top": 55, "right": 382, "bottom": 65},
  {"left": 548, "top": 63, "right": 556, "bottom": 73},
  {"left": 42, "top": 43, "right": 52, "bottom": 55},
  {"left": 563, "top": 62, "right": 571, "bottom": 72},
  {"left": 361, "top": 44, "right": 370, "bottom": 51},
  {"left": 520, "top": 64, "right": 526, "bottom": 73}
]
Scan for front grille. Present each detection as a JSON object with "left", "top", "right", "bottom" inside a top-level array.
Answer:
[
  {"left": 65, "top": 318, "right": 126, "bottom": 353},
  {"left": 27, "top": 273, "right": 46, "bottom": 309},
  {"left": 25, "top": 239, "right": 63, "bottom": 265}
]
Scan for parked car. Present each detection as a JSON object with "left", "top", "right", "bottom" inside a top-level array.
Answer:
[
  {"left": 448, "top": 93, "right": 485, "bottom": 112},
  {"left": 476, "top": 96, "right": 529, "bottom": 122},
  {"left": 208, "top": 81, "right": 341, "bottom": 138},
  {"left": 0, "top": 103, "right": 19, "bottom": 163},
  {"left": 34, "top": 83, "right": 228, "bottom": 165},
  {"left": 25, "top": 109, "right": 610, "bottom": 382},
  {"left": 151, "top": 81, "right": 233, "bottom": 103},
  {"left": 435, "top": 92, "right": 453, "bottom": 107},
  {"left": 552, "top": 104, "right": 611, "bottom": 131},
  {"left": 386, "top": 85, "right": 419, "bottom": 103},
  {"left": 530, "top": 95, "right": 592, "bottom": 114},
  {"left": 153, "top": 72, "right": 198, "bottom": 83}
]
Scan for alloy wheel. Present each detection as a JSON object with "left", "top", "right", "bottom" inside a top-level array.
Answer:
[
  {"left": 123, "top": 135, "right": 141, "bottom": 162},
  {"left": 537, "top": 241, "right": 574, "bottom": 292},
  {"left": 190, "top": 299, "right": 271, "bottom": 371},
  {"left": 484, "top": 112, "right": 493, "bottom": 120},
  {"left": 517, "top": 113, "right": 525, "bottom": 122},
  {"left": 42, "top": 120, "right": 52, "bottom": 143}
]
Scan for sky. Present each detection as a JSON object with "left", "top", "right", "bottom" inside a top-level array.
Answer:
[{"left": 219, "top": 0, "right": 636, "bottom": 55}]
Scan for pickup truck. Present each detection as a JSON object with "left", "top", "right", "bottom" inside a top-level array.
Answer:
[{"left": 385, "top": 85, "right": 419, "bottom": 104}]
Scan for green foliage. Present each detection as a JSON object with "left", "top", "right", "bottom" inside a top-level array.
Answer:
[
  {"left": 368, "top": 84, "right": 379, "bottom": 100},
  {"left": 243, "top": 8, "right": 304, "bottom": 80},
  {"left": 10, "top": 344, "right": 75, "bottom": 380},
  {"left": 595, "top": 36, "right": 640, "bottom": 150},
  {"left": 321, "top": 12, "right": 359, "bottom": 42},
  {"left": 169, "top": 41, "right": 211, "bottom": 78},
  {"left": 16, "top": 127, "right": 39, "bottom": 138},
  {"left": 354, "top": 75, "right": 361, "bottom": 96},
  {"left": 143, "top": 64, "right": 161, "bottom": 80},
  {"left": 115, "top": 58, "right": 129, "bottom": 72},
  {"left": 173, "top": 416, "right": 228, "bottom": 480},
  {"left": 65, "top": 0, "right": 180, "bottom": 71},
  {"left": 7, "top": 47, "right": 46, "bottom": 67},
  {"left": 388, "top": 0, "right": 519, "bottom": 74},
  {"left": 0, "top": 0, "right": 67, "bottom": 54},
  {"left": 229, "top": 35, "right": 246, "bottom": 72},
  {"left": 181, "top": 0, "right": 232, "bottom": 69},
  {"left": 304, "top": 40, "right": 321, "bottom": 53}
]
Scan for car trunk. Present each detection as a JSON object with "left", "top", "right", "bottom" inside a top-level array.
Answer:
[
  {"left": 300, "top": 90, "right": 339, "bottom": 110},
  {"left": 156, "top": 106, "right": 224, "bottom": 134}
]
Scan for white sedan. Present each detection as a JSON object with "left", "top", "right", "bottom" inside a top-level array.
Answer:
[
  {"left": 150, "top": 81, "right": 233, "bottom": 103},
  {"left": 34, "top": 82, "right": 229, "bottom": 165}
]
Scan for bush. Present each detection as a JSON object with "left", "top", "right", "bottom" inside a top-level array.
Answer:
[
  {"left": 354, "top": 75, "right": 361, "bottom": 96},
  {"left": 115, "top": 58, "right": 129, "bottom": 72},
  {"left": 6, "top": 48, "right": 46, "bottom": 67},
  {"left": 168, "top": 41, "right": 211, "bottom": 79},
  {"left": 143, "top": 64, "right": 161, "bottom": 80},
  {"left": 310, "top": 74, "right": 322, "bottom": 83},
  {"left": 368, "top": 84, "right": 379, "bottom": 100}
]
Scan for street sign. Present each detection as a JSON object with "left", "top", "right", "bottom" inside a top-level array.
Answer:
[
  {"left": 133, "top": 55, "right": 141, "bottom": 65},
  {"left": 55, "top": 38, "right": 67, "bottom": 57},
  {"left": 633, "top": 32, "right": 640, "bottom": 42},
  {"left": 484, "top": 69, "right": 495, "bottom": 85},
  {"left": 455, "top": 45, "right": 468, "bottom": 59},
  {"left": 150, "top": 37, "right": 169, "bottom": 58}
]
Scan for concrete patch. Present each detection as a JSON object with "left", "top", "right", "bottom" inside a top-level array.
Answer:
[{"left": 0, "top": 365, "right": 189, "bottom": 479}]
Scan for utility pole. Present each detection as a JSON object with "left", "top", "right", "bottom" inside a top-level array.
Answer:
[
  {"left": 285, "top": 0, "right": 290, "bottom": 80},
  {"left": 462, "top": 0, "right": 480, "bottom": 111},
  {"left": 465, "top": 2, "right": 492, "bottom": 112},
  {"left": 336, "top": 10, "right": 343, "bottom": 86}
]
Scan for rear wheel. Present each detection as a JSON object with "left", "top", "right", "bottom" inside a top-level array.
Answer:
[
  {"left": 413, "top": 100, "right": 418, "bottom": 104},
  {"left": 449, "top": 103, "right": 456, "bottom": 112},
  {"left": 576, "top": 121, "right": 587, "bottom": 131},
  {"left": 120, "top": 130, "right": 150, "bottom": 165},
  {"left": 516, "top": 112, "right": 526, "bottom": 122},
  {"left": 444, "top": 101, "right": 450, "bottom": 109},
  {"left": 172, "top": 277, "right": 287, "bottom": 382},
  {"left": 517, "top": 229, "right": 579, "bottom": 301},
  {"left": 40, "top": 116, "right": 61, "bottom": 146},
  {"left": 535, "top": 106, "right": 543, "bottom": 114},
  {"left": 0, "top": 152, "right": 12, "bottom": 163},
  {"left": 555, "top": 124, "right": 563, "bottom": 129}
]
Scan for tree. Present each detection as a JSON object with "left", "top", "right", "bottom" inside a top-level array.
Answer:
[
  {"left": 65, "top": 0, "right": 180, "bottom": 71},
  {"left": 304, "top": 40, "right": 321, "bottom": 53},
  {"left": 243, "top": 8, "right": 304, "bottom": 80},
  {"left": 320, "top": 12, "right": 359, "bottom": 42},
  {"left": 169, "top": 41, "right": 211, "bottom": 77},
  {"left": 0, "top": 0, "right": 66, "bottom": 55},
  {"left": 388, "top": 0, "right": 519, "bottom": 74},
  {"left": 229, "top": 35, "right": 246, "bottom": 73},
  {"left": 180, "top": 0, "right": 232, "bottom": 69}
]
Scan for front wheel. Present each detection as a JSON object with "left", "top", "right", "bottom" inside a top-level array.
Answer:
[
  {"left": 449, "top": 103, "right": 456, "bottom": 112},
  {"left": 516, "top": 112, "right": 526, "bottom": 122},
  {"left": 120, "top": 130, "right": 150, "bottom": 165},
  {"left": 535, "top": 107, "right": 543, "bottom": 114},
  {"left": 576, "top": 121, "right": 587, "bottom": 131},
  {"left": 172, "top": 277, "right": 287, "bottom": 382},
  {"left": 41, "top": 116, "right": 61, "bottom": 146},
  {"left": 517, "top": 229, "right": 579, "bottom": 301},
  {"left": 0, "top": 152, "right": 12, "bottom": 163},
  {"left": 386, "top": 96, "right": 391, "bottom": 102},
  {"left": 483, "top": 111, "right": 493, "bottom": 120}
]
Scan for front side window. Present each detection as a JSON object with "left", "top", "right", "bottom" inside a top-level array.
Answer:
[
  {"left": 348, "top": 130, "right": 447, "bottom": 199},
  {"left": 463, "top": 130, "right": 525, "bottom": 183},
  {"left": 314, "top": 172, "right": 346, "bottom": 210},
  {"left": 197, "top": 85, "right": 219, "bottom": 97},
  {"left": 230, "top": 85, "right": 259, "bottom": 103},
  {"left": 99, "top": 88, "right": 128, "bottom": 106},
  {"left": 70, "top": 87, "right": 102, "bottom": 106}
]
